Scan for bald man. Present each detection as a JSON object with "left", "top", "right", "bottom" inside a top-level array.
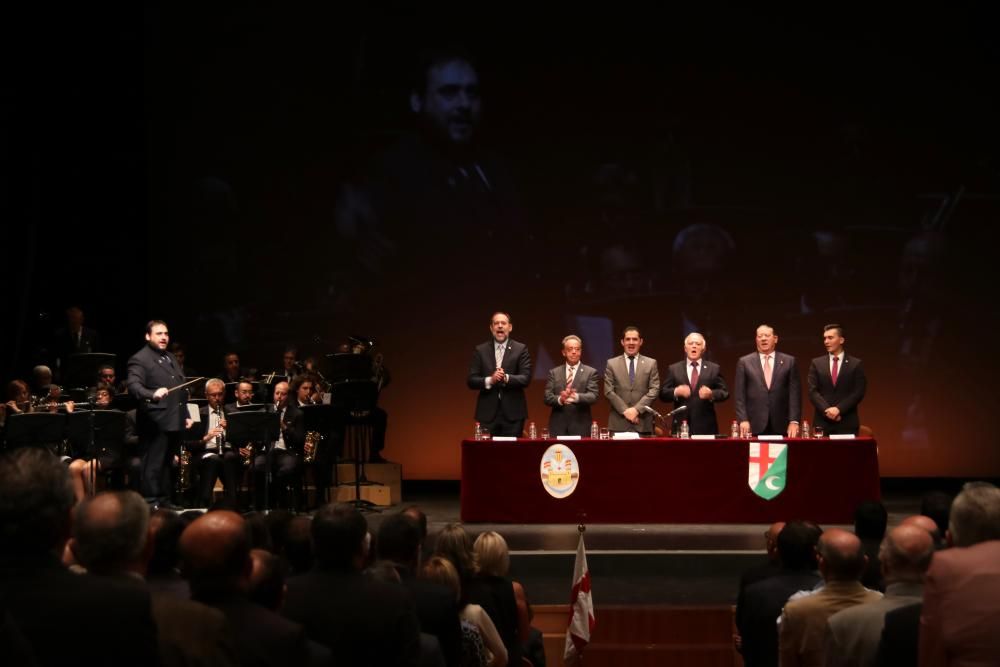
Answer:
[
  {"left": 779, "top": 529, "right": 882, "bottom": 667},
  {"left": 825, "top": 525, "right": 933, "bottom": 667},
  {"left": 181, "top": 511, "right": 308, "bottom": 666}
]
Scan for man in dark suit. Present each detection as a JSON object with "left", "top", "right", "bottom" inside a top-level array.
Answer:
[
  {"left": 604, "top": 325, "right": 661, "bottom": 434},
  {"left": 736, "top": 521, "right": 822, "bottom": 667},
  {"left": 127, "top": 319, "right": 190, "bottom": 508},
  {"left": 544, "top": 335, "right": 600, "bottom": 436},
  {"left": 734, "top": 324, "right": 801, "bottom": 437},
  {"left": 282, "top": 503, "right": 422, "bottom": 665},
  {"left": 180, "top": 510, "right": 309, "bottom": 667},
  {"left": 467, "top": 312, "right": 532, "bottom": 437},
  {"left": 660, "top": 332, "right": 730, "bottom": 436},
  {"left": 0, "top": 448, "right": 160, "bottom": 667},
  {"left": 185, "top": 378, "right": 241, "bottom": 507},
  {"left": 253, "top": 380, "right": 304, "bottom": 511},
  {"left": 806, "top": 323, "right": 867, "bottom": 435}
]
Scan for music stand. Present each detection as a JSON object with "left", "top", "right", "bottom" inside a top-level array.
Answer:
[
  {"left": 112, "top": 392, "right": 139, "bottom": 412},
  {"left": 3, "top": 413, "right": 67, "bottom": 449},
  {"left": 64, "top": 353, "right": 116, "bottom": 391},
  {"left": 325, "top": 353, "right": 371, "bottom": 382},
  {"left": 227, "top": 410, "right": 279, "bottom": 511},
  {"left": 331, "top": 379, "right": 382, "bottom": 512},
  {"left": 67, "top": 409, "right": 127, "bottom": 495}
]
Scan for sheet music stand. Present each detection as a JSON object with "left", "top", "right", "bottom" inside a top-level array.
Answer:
[
  {"left": 331, "top": 380, "right": 382, "bottom": 512},
  {"left": 326, "top": 353, "right": 372, "bottom": 382},
  {"left": 3, "top": 413, "right": 66, "bottom": 449},
  {"left": 67, "top": 409, "right": 127, "bottom": 495},
  {"left": 64, "top": 353, "right": 116, "bottom": 390},
  {"left": 227, "top": 410, "right": 279, "bottom": 511}
]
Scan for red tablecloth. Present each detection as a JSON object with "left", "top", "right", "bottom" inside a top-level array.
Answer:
[{"left": 461, "top": 438, "right": 880, "bottom": 524}]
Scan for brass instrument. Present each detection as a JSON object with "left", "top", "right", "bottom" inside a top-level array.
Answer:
[
  {"left": 242, "top": 443, "right": 255, "bottom": 467},
  {"left": 303, "top": 430, "right": 321, "bottom": 464}
]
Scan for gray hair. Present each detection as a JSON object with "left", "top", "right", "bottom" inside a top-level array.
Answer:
[
  {"left": 949, "top": 482, "right": 1000, "bottom": 547},
  {"left": 561, "top": 335, "right": 582, "bottom": 348}
]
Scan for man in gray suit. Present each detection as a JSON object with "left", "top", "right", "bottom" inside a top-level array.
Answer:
[
  {"left": 604, "top": 326, "right": 660, "bottom": 434},
  {"left": 544, "top": 335, "right": 600, "bottom": 436},
  {"left": 734, "top": 324, "right": 801, "bottom": 438}
]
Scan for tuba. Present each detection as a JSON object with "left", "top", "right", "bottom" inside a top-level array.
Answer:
[{"left": 303, "top": 431, "right": 321, "bottom": 464}]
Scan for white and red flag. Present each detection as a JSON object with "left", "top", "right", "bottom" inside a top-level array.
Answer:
[{"left": 564, "top": 530, "right": 595, "bottom": 666}]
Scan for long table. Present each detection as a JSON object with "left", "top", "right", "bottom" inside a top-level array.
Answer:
[{"left": 461, "top": 437, "right": 880, "bottom": 524}]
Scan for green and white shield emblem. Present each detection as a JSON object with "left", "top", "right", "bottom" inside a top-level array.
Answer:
[{"left": 748, "top": 442, "right": 787, "bottom": 500}]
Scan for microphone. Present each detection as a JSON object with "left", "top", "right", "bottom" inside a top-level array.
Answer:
[
  {"left": 642, "top": 406, "right": 664, "bottom": 420},
  {"left": 666, "top": 405, "right": 689, "bottom": 418}
]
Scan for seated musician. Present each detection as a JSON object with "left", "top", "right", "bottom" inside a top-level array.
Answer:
[
  {"left": 252, "top": 380, "right": 304, "bottom": 510},
  {"left": 185, "top": 378, "right": 241, "bottom": 507},
  {"left": 67, "top": 384, "right": 136, "bottom": 503}
]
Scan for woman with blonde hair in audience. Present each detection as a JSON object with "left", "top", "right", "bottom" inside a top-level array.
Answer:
[
  {"left": 422, "top": 555, "right": 507, "bottom": 667},
  {"left": 470, "top": 530, "right": 528, "bottom": 666}
]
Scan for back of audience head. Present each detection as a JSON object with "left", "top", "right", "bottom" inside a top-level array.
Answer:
[
  {"left": 422, "top": 555, "right": 462, "bottom": 604},
  {"left": 376, "top": 511, "right": 423, "bottom": 571},
  {"left": 879, "top": 524, "right": 934, "bottom": 584},
  {"left": 312, "top": 503, "right": 369, "bottom": 572},
  {"left": 948, "top": 481, "right": 1000, "bottom": 547},
  {"left": 817, "top": 528, "right": 867, "bottom": 582},
  {"left": 0, "top": 448, "right": 74, "bottom": 559},
  {"left": 434, "top": 522, "right": 477, "bottom": 579},
  {"left": 285, "top": 515, "right": 315, "bottom": 574},
  {"left": 765, "top": 521, "right": 786, "bottom": 561},
  {"left": 71, "top": 490, "right": 149, "bottom": 576},
  {"left": 402, "top": 505, "right": 428, "bottom": 543},
  {"left": 147, "top": 509, "right": 185, "bottom": 576},
  {"left": 777, "top": 521, "right": 821, "bottom": 571},
  {"left": 899, "top": 515, "right": 943, "bottom": 548},
  {"left": 854, "top": 500, "right": 888, "bottom": 541},
  {"left": 245, "top": 512, "right": 273, "bottom": 552},
  {"left": 920, "top": 490, "right": 953, "bottom": 538},
  {"left": 249, "top": 548, "right": 286, "bottom": 611},
  {"left": 473, "top": 530, "right": 510, "bottom": 578},
  {"left": 265, "top": 510, "right": 293, "bottom": 556},
  {"left": 179, "top": 510, "right": 251, "bottom": 600}
]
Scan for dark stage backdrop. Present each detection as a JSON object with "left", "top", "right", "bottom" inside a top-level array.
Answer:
[{"left": 7, "top": 6, "right": 1000, "bottom": 479}]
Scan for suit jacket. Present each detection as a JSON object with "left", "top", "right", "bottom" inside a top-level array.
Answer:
[
  {"left": 401, "top": 576, "right": 462, "bottom": 667},
  {"left": 201, "top": 594, "right": 309, "bottom": 667},
  {"left": 543, "top": 363, "right": 600, "bottom": 436},
  {"left": 186, "top": 405, "right": 229, "bottom": 454},
  {"left": 919, "top": 540, "right": 1000, "bottom": 667},
  {"left": 272, "top": 401, "right": 305, "bottom": 453},
  {"left": 734, "top": 351, "right": 801, "bottom": 435},
  {"left": 779, "top": 581, "right": 882, "bottom": 667},
  {"left": 0, "top": 557, "right": 159, "bottom": 667},
  {"left": 660, "top": 359, "right": 730, "bottom": 435},
  {"left": 127, "top": 344, "right": 187, "bottom": 433},
  {"left": 283, "top": 568, "right": 421, "bottom": 667},
  {"left": 604, "top": 354, "right": 660, "bottom": 433},
  {"left": 824, "top": 582, "right": 923, "bottom": 667},
  {"left": 467, "top": 338, "right": 532, "bottom": 424},
  {"left": 736, "top": 569, "right": 822, "bottom": 667},
  {"left": 807, "top": 354, "right": 866, "bottom": 435},
  {"left": 876, "top": 602, "right": 920, "bottom": 667}
]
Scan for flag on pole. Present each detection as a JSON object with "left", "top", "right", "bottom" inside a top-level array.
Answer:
[{"left": 564, "top": 529, "right": 595, "bottom": 666}]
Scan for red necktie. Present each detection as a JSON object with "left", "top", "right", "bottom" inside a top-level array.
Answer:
[
  {"left": 690, "top": 362, "right": 699, "bottom": 395},
  {"left": 831, "top": 356, "right": 839, "bottom": 386}
]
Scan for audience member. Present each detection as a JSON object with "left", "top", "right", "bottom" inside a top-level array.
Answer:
[{"left": 854, "top": 500, "right": 888, "bottom": 592}]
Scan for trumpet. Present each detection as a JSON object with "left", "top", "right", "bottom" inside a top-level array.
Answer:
[
  {"left": 303, "top": 431, "right": 322, "bottom": 464},
  {"left": 179, "top": 447, "right": 192, "bottom": 491}
]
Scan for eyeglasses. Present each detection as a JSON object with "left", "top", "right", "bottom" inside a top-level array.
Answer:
[{"left": 100, "top": 374, "right": 115, "bottom": 378}]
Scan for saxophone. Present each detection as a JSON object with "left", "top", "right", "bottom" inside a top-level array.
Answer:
[{"left": 303, "top": 431, "right": 321, "bottom": 464}]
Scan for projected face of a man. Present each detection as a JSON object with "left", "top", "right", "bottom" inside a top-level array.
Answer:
[{"left": 413, "top": 59, "right": 481, "bottom": 145}]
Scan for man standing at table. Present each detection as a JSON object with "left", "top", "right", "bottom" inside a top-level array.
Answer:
[
  {"left": 127, "top": 320, "right": 191, "bottom": 509},
  {"left": 605, "top": 326, "right": 660, "bottom": 435},
  {"left": 544, "top": 335, "right": 600, "bottom": 436},
  {"left": 806, "top": 323, "right": 867, "bottom": 436},
  {"left": 467, "top": 312, "right": 532, "bottom": 437},
  {"left": 734, "top": 324, "right": 800, "bottom": 438},
  {"left": 660, "top": 332, "right": 729, "bottom": 436}
]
